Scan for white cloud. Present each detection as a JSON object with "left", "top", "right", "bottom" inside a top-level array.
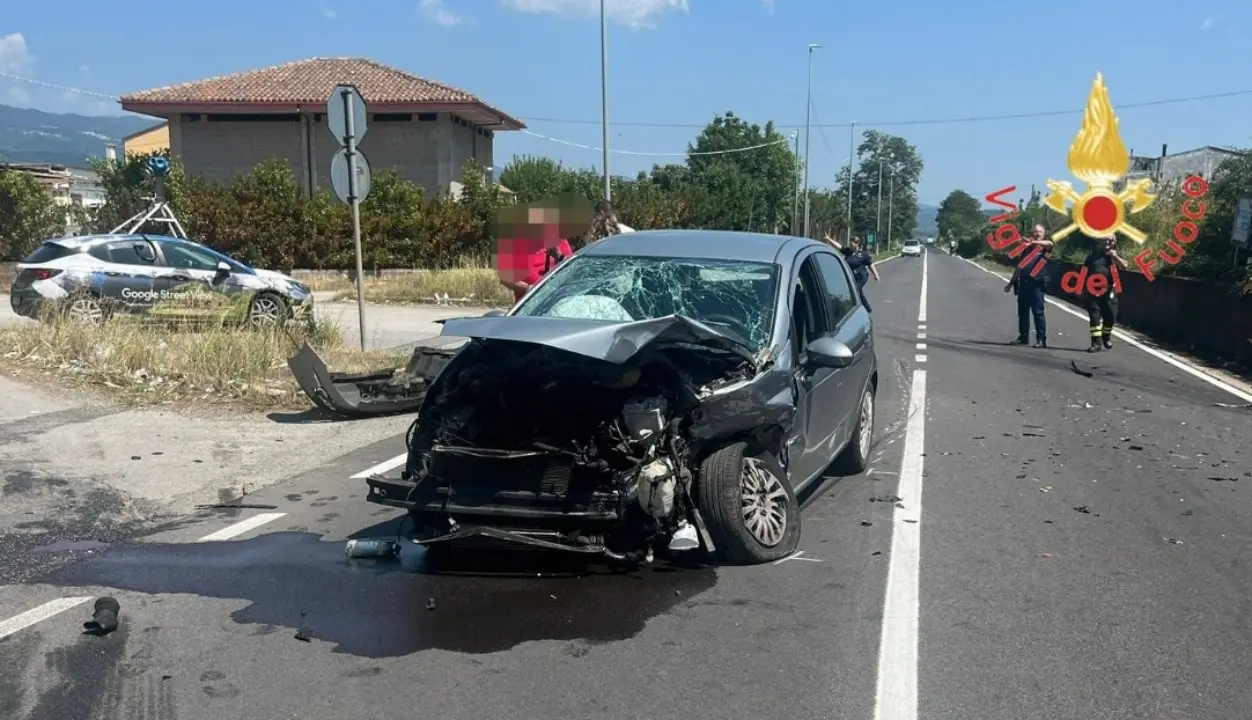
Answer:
[
  {"left": 419, "top": 0, "right": 463, "bottom": 26},
  {"left": 501, "top": 0, "right": 688, "bottom": 29},
  {"left": 321, "top": 3, "right": 337, "bottom": 18},
  {"left": 1200, "top": 17, "right": 1213, "bottom": 30},
  {"left": 0, "top": 32, "right": 33, "bottom": 75},
  {"left": 762, "top": 0, "right": 775, "bottom": 12},
  {"left": 6, "top": 85, "right": 30, "bottom": 106}
]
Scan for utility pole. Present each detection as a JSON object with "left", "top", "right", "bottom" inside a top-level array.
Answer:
[
  {"left": 876, "top": 156, "right": 884, "bottom": 239},
  {"left": 802, "top": 43, "right": 820, "bottom": 238},
  {"left": 887, "top": 174, "right": 895, "bottom": 248},
  {"left": 792, "top": 131, "right": 801, "bottom": 235},
  {"left": 599, "top": 0, "right": 611, "bottom": 201},
  {"left": 846, "top": 120, "right": 856, "bottom": 243}
]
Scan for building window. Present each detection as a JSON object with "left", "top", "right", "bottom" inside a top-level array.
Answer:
[
  {"left": 417, "top": 113, "right": 437, "bottom": 122},
  {"left": 205, "top": 114, "right": 300, "bottom": 122},
  {"left": 373, "top": 113, "right": 412, "bottom": 122}
]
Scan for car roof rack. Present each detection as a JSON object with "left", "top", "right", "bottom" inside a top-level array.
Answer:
[{"left": 107, "top": 156, "right": 189, "bottom": 239}]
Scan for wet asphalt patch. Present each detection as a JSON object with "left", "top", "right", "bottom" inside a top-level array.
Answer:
[{"left": 40, "top": 530, "right": 718, "bottom": 657}]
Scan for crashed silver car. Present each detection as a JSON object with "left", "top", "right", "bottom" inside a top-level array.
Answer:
[{"left": 366, "top": 230, "right": 878, "bottom": 565}]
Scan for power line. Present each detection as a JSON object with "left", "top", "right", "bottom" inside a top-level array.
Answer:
[{"left": 8, "top": 69, "right": 1252, "bottom": 143}]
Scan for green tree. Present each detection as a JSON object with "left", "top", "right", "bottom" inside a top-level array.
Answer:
[
  {"left": 935, "top": 189, "right": 985, "bottom": 255},
  {"left": 836, "top": 130, "right": 924, "bottom": 244},
  {"left": 686, "top": 112, "right": 797, "bottom": 233},
  {"left": 0, "top": 170, "right": 66, "bottom": 261}
]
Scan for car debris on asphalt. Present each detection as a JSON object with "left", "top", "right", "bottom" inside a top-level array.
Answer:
[{"left": 83, "top": 597, "right": 119, "bottom": 636}]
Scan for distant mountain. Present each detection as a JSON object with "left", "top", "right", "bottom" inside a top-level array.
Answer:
[
  {"left": 0, "top": 104, "right": 155, "bottom": 167},
  {"left": 914, "top": 203, "right": 939, "bottom": 236}
]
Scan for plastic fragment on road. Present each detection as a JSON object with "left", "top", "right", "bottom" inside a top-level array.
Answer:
[{"left": 83, "top": 597, "right": 119, "bottom": 636}]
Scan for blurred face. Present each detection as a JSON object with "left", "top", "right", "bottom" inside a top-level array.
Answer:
[{"left": 1032, "top": 225, "right": 1046, "bottom": 240}]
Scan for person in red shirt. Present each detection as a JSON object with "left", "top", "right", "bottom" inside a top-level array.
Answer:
[{"left": 498, "top": 206, "right": 574, "bottom": 303}]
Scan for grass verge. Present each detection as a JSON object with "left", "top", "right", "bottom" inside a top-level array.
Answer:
[
  {"left": 0, "top": 315, "right": 407, "bottom": 411},
  {"left": 325, "top": 268, "right": 512, "bottom": 307}
]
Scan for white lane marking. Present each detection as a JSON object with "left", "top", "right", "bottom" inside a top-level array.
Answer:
[
  {"left": 916, "top": 343, "right": 927, "bottom": 350},
  {"left": 958, "top": 257, "right": 1252, "bottom": 403},
  {"left": 917, "top": 251, "right": 928, "bottom": 324},
  {"left": 917, "top": 332, "right": 926, "bottom": 339},
  {"left": 0, "top": 597, "right": 92, "bottom": 641},
  {"left": 915, "top": 354, "right": 927, "bottom": 363},
  {"left": 350, "top": 452, "right": 408, "bottom": 479},
  {"left": 873, "top": 243, "right": 929, "bottom": 720},
  {"left": 197, "top": 513, "right": 287, "bottom": 542}
]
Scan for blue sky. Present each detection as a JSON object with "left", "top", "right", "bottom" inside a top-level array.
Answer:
[{"left": 3, "top": 0, "right": 1251, "bottom": 204}]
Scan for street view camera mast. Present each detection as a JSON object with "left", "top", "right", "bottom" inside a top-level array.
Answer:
[{"left": 108, "top": 156, "right": 189, "bottom": 239}]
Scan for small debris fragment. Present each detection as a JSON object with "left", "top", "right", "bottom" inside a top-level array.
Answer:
[
  {"left": 1070, "top": 361, "right": 1093, "bottom": 378},
  {"left": 870, "top": 494, "right": 902, "bottom": 503},
  {"left": 550, "top": 594, "right": 558, "bottom": 601},
  {"left": 1022, "top": 432, "right": 1046, "bottom": 437},
  {"left": 425, "top": 598, "right": 436, "bottom": 611},
  {"left": 1181, "top": 509, "right": 1194, "bottom": 516},
  {"left": 1165, "top": 537, "right": 1184, "bottom": 545},
  {"left": 1016, "top": 473, "right": 1027, "bottom": 479},
  {"left": 903, "top": 519, "right": 918, "bottom": 524},
  {"left": 1040, "top": 552, "right": 1052, "bottom": 559},
  {"left": 130, "top": 456, "right": 141, "bottom": 461},
  {"left": 1039, "top": 486, "right": 1052, "bottom": 493},
  {"left": 294, "top": 630, "right": 312, "bottom": 642},
  {"left": 872, "top": 551, "right": 883, "bottom": 556},
  {"left": 1208, "top": 476, "right": 1238, "bottom": 482},
  {"left": 972, "top": 435, "right": 986, "bottom": 440},
  {"left": 860, "top": 521, "right": 873, "bottom": 527},
  {"left": 83, "top": 597, "right": 120, "bottom": 636},
  {"left": 1044, "top": 520, "right": 1054, "bottom": 524},
  {"left": 1074, "top": 505, "right": 1091, "bottom": 514},
  {"left": 1214, "top": 402, "right": 1252, "bottom": 409}
]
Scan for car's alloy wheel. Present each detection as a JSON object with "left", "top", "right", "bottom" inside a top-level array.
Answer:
[
  {"left": 248, "top": 293, "right": 285, "bottom": 327},
  {"left": 740, "top": 457, "right": 788, "bottom": 547},
  {"left": 66, "top": 297, "right": 104, "bottom": 325},
  {"left": 857, "top": 390, "right": 874, "bottom": 464}
]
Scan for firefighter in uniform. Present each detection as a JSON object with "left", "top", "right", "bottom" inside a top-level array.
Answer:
[{"left": 1083, "top": 236, "right": 1129, "bottom": 352}]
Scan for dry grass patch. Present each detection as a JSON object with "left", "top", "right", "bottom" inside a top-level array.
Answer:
[
  {"left": 0, "top": 315, "right": 407, "bottom": 411},
  {"left": 330, "top": 268, "right": 511, "bottom": 307}
]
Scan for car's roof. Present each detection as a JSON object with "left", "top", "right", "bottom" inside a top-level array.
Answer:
[
  {"left": 579, "top": 229, "right": 825, "bottom": 264},
  {"left": 50, "top": 233, "right": 187, "bottom": 249}
]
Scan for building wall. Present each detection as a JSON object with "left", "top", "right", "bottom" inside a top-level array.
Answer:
[
  {"left": 167, "top": 112, "right": 494, "bottom": 197},
  {"left": 123, "top": 125, "right": 170, "bottom": 157},
  {"left": 1123, "top": 148, "right": 1245, "bottom": 187}
]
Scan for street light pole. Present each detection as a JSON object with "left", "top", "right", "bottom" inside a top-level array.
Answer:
[
  {"left": 599, "top": 0, "right": 611, "bottom": 201},
  {"left": 846, "top": 120, "right": 856, "bottom": 243},
  {"left": 792, "top": 131, "right": 801, "bottom": 235},
  {"left": 876, "top": 156, "right": 883, "bottom": 242},
  {"left": 887, "top": 174, "right": 895, "bottom": 248},
  {"left": 802, "top": 43, "right": 819, "bottom": 239}
]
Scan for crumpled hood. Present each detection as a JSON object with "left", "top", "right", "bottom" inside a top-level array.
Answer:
[{"left": 439, "top": 314, "right": 757, "bottom": 366}]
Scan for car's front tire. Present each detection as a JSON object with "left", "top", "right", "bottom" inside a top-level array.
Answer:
[
  {"left": 831, "top": 382, "right": 875, "bottom": 475},
  {"left": 696, "top": 442, "right": 800, "bottom": 564},
  {"left": 248, "top": 291, "right": 289, "bottom": 328}
]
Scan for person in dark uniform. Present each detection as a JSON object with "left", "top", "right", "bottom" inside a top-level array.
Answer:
[
  {"left": 824, "top": 234, "right": 880, "bottom": 311},
  {"left": 1082, "top": 236, "right": 1129, "bottom": 352},
  {"left": 1004, "top": 224, "right": 1053, "bottom": 348}
]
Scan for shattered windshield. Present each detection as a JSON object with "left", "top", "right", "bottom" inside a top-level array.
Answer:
[{"left": 513, "top": 255, "right": 780, "bottom": 352}]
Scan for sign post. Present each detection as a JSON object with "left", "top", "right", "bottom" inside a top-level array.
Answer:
[
  {"left": 327, "top": 84, "right": 371, "bottom": 350},
  {"left": 1232, "top": 197, "right": 1251, "bottom": 270}
]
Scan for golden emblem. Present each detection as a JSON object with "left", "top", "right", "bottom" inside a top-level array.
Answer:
[{"left": 1043, "top": 73, "right": 1155, "bottom": 243}]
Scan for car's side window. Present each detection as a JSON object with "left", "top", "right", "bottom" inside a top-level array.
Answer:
[
  {"left": 790, "top": 256, "right": 830, "bottom": 356},
  {"left": 812, "top": 252, "right": 858, "bottom": 325},
  {"left": 99, "top": 241, "right": 156, "bottom": 266},
  {"left": 158, "top": 241, "right": 218, "bottom": 271}
]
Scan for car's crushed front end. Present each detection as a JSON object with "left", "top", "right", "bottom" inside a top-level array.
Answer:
[{"left": 364, "top": 315, "right": 794, "bottom": 565}]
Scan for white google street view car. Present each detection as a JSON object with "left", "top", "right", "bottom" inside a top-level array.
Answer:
[
  {"left": 10, "top": 233, "right": 313, "bottom": 326},
  {"left": 901, "top": 239, "right": 923, "bottom": 257}
]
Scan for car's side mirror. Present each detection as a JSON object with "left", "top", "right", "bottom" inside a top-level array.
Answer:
[
  {"left": 805, "top": 336, "right": 854, "bottom": 368},
  {"left": 215, "top": 261, "right": 231, "bottom": 275}
]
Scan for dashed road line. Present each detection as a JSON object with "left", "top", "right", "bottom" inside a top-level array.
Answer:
[
  {"left": 957, "top": 256, "right": 1252, "bottom": 404},
  {"left": 0, "top": 597, "right": 92, "bottom": 641},
  {"left": 197, "top": 512, "right": 287, "bottom": 542}
]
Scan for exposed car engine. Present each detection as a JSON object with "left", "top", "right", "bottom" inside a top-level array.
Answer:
[{"left": 399, "top": 339, "right": 752, "bottom": 563}]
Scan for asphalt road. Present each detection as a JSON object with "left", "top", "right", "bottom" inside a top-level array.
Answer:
[{"left": 3, "top": 249, "right": 1252, "bottom": 720}]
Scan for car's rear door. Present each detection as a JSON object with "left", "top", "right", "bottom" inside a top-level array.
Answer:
[
  {"left": 85, "top": 239, "right": 162, "bottom": 312},
  {"left": 811, "top": 250, "right": 874, "bottom": 464}
]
